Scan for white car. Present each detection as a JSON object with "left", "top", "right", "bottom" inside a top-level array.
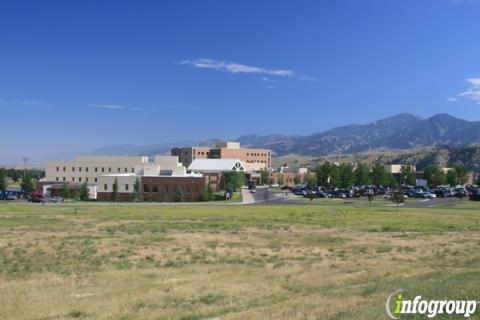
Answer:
[
  {"left": 270, "top": 183, "right": 280, "bottom": 188},
  {"left": 423, "top": 192, "right": 437, "bottom": 199}
]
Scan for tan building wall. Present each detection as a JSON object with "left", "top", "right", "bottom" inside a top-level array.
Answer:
[
  {"left": 44, "top": 155, "right": 149, "bottom": 184},
  {"left": 97, "top": 174, "right": 138, "bottom": 194},
  {"left": 171, "top": 142, "right": 271, "bottom": 171},
  {"left": 384, "top": 164, "right": 416, "bottom": 174},
  {"left": 270, "top": 172, "right": 315, "bottom": 186}
]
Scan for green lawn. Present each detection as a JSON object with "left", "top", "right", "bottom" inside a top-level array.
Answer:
[{"left": 0, "top": 200, "right": 479, "bottom": 319}]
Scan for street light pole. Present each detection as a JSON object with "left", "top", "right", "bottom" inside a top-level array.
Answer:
[{"left": 22, "top": 157, "right": 28, "bottom": 181}]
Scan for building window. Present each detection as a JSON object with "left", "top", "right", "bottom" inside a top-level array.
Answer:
[
  {"left": 125, "top": 184, "right": 129, "bottom": 191},
  {"left": 152, "top": 185, "right": 158, "bottom": 193},
  {"left": 72, "top": 167, "right": 75, "bottom": 172},
  {"left": 63, "top": 177, "right": 65, "bottom": 181},
  {"left": 94, "top": 178, "right": 97, "bottom": 182},
  {"left": 86, "top": 177, "right": 89, "bottom": 182},
  {"left": 102, "top": 167, "right": 105, "bottom": 172},
  {"left": 124, "top": 168, "right": 127, "bottom": 173},
  {"left": 104, "top": 184, "right": 108, "bottom": 191},
  {"left": 144, "top": 184, "right": 150, "bottom": 192},
  {"left": 63, "top": 167, "right": 66, "bottom": 172},
  {"left": 72, "top": 177, "right": 75, "bottom": 181},
  {"left": 108, "top": 168, "right": 111, "bottom": 172},
  {"left": 56, "top": 166, "right": 59, "bottom": 171},
  {"left": 117, "top": 168, "right": 121, "bottom": 173},
  {"left": 95, "top": 167, "right": 98, "bottom": 172},
  {"left": 56, "top": 177, "right": 59, "bottom": 181},
  {"left": 86, "top": 167, "right": 89, "bottom": 172},
  {"left": 79, "top": 167, "right": 82, "bottom": 172},
  {"left": 131, "top": 168, "right": 134, "bottom": 173},
  {"left": 79, "top": 177, "right": 82, "bottom": 182}
]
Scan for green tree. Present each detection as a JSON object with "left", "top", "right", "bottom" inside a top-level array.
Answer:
[
  {"left": 225, "top": 171, "right": 246, "bottom": 191},
  {"left": 0, "top": 168, "right": 7, "bottom": 192},
  {"left": 400, "top": 165, "right": 416, "bottom": 185},
  {"left": 354, "top": 163, "right": 371, "bottom": 186},
  {"left": 112, "top": 178, "right": 118, "bottom": 202},
  {"left": 423, "top": 166, "right": 446, "bottom": 187},
  {"left": 20, "top": 173, "right": 35, "bottom": 193},
  {"left": 315, "top": 161, "right": 339, "bottom": 187},
  {"left": 371, "top": 164, "right": 387, "bottom": 186},
  {"left": 454, "top": 165, "right": 468, "bottom": 185},
  {"left": 338, "top": 164, "right": 355, "bottom": 188},
  {"left": 293, "top": 174, "right": 301, "bottom": 185},
  {"left": 391, "top": 189, "right": 405, "bottom": 209},
  {"left": 303, "top": 172, "right": 316, "bottom": 188},
  {"left": 446, "top": 169, "right": 457, "bottom": 186},
  {"left": 60, "top": 183, "right": 71, "bottom": 199},
  {"left": 385, "top": 172, "right": 398, "bottom": 187},
  {"left": 277, "top": 174, "right": 284, "bottom": 186},
  {"left": 201, "top": 185, "right": 214, "bottom": 201},
  {"left": 133, "top": 177, "right": 142, "bottom": 202},
  {"left": 260, "top": 170, "right": 271, "bottom": 186},
  {"left": 173, "top": 186, "right": 184, "bottom": 202},
  {"left": 79, "top": 183, "right": 89, "bottom": 201}
]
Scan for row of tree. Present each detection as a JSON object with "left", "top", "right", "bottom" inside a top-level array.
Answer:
[
  {"left": 422, "top": 165, "right": 469, "bottom": 187},
  {"left": 312, "top": 162, "right": 471, "bottom": 188},
  {"left": 0, "top": 168, "right": 36, "bottom": 193}
]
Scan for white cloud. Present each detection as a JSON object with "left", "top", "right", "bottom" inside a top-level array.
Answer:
[
  {"left": 0, "top": 99, "right": 44, "bottom": 105},
  {"left": 88, "top": 104, "right": 156, "bottom": 112},
  {"left": 454, "top": 78, "right": 480, "bottom": 104},
  {"left": 181, "top": 58, "right": 311, "bottom": 80},
  {"left": 448, "top": 97, "right": 458, "bottom": 102}
]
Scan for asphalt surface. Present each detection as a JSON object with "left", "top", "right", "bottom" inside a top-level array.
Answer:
[{"left": 241, "top": 188, "right": 471, "bottom": 207}]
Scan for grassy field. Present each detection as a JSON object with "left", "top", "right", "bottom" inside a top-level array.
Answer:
[{"left": 0, "top": 200, "right": 479, "bottom": 319}]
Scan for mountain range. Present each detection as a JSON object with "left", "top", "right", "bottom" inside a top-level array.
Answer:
[
  {"left": 236, "top": 113, "right": 480, "bottom": 156},
  {"left": 40, "top": 113, "right": 480, "bottom": 161}
]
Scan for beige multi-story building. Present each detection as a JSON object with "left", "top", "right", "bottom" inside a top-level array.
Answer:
[
  {"left": 171, "top": 141, "right": 271, "bottom": 171},
  {"left": 384, "top": 164, "right": 416, "bottom": 174},
  {"left": 41, "top": 155, "right": 208, "bottom": 201},
  {"left": 44, "top": 155, "right": 149, "bottom": 184}
]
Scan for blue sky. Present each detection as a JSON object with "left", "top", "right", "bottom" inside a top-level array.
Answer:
[{"left": 1, "top": 0, "right": 480, "bottom": 163}]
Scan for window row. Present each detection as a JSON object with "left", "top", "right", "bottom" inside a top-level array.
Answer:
[
  {"left": 246, "top": 152, "right": 269, "bottom": 157},
  {"left": 55, "top": 177, "right": 98, "bottom": 183},
  {"left": 56, "top": 166, "right": 134, "bottom": 173},
  {"left": 246, "top": 160, "right": 269, "bottom": 163},
  {"left": 103, "top": 184, "right": 130, "bottom": 191}
]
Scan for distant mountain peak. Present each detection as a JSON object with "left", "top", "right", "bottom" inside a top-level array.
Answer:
[{"left": 44, "top": 113, "right": 480, "bottom": 161}]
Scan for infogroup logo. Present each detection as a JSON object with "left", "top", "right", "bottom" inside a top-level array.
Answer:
[{"left": 386, "top": 290, "right": 478, "bottom": 319}]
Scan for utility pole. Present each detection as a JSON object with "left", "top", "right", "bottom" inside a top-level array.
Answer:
[{"left": 22, "top": 157, "right": 28, "bottom": 180}]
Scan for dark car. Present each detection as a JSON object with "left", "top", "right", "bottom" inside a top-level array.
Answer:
[
  {"left": 29, "top": 197, "right": 45, "bottom": 203},
  {"left": 470, "top": 190, "right": 480, "bottom": 201},
  {"left": 315, "top": 191, "right": 329, "bottom": 198},
  {"left": 435, "top": 189, "right": 449, "bottom": 198}
]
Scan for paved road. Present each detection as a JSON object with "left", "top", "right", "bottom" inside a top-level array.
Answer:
[
  {"left": 241, "top": 187, "right": 288, "bottom": 204},
  {"left": 400, "top": 197, "right": 469, "bottom": 208}
]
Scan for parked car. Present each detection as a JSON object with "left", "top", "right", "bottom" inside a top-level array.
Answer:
[
  {"left": 5, "top": 194, "right": 18, "bottom": 200},
  {"left": 270, "top": 183, "right": 280, "bottom": 188},
  {"left": 315, "top": 191, "right": 329, "bottom": 198},
  {"left": 423, "top": 192, "right": 437, "bottom": 199},
  {"left": 329, "top": 190, "right": 347, "bottom": 198},
  {"left": 49, "top": 197, "right": 64, "bottom": 203},
  {"left": 29, "top": 197, "right": 45, "bottom": 203},
  {"left": 469, "top": 190, "right": 480, "bottom": 201}
]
